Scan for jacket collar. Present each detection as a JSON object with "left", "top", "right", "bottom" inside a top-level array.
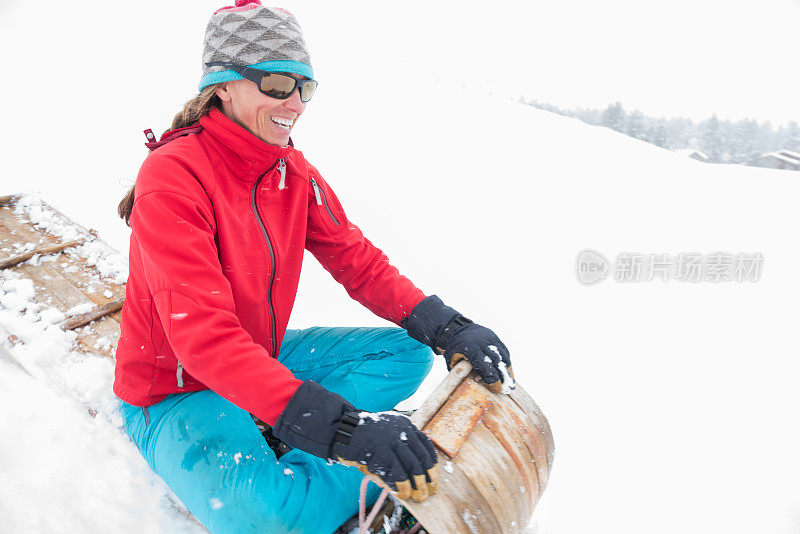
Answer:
[{"left": 199, "top": 107, "right": 294, "bottom": 180}]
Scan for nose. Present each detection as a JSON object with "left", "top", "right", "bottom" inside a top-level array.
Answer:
[{"left": 283, "top": 88, "right": 305, "bottom": 114}]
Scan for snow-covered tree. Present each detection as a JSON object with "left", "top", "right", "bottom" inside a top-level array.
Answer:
[
  {"left": 626, "top": 111, "right": 646, "bottom": 140},
  {"left": 601, "top": 102, "right": 625, "bottom": 132},
  {"left": 782, "top": 121, "right": 800, "bottom": 151},
  {"left": 700, "top": 114, "right": 723, "bottom": 162},
  {"left": 651, "top": 121, "right": 669, "bottom": 148}
]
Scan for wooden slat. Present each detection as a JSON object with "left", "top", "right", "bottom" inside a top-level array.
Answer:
[
  {"left": 424, "top": 377, "right": 492, "bottom": 458},
  {"left": 55, "top": 250, "right": 126, "bottom": 315},
  {"left": 0, "top": 239, "right": 85, "bottom": 269},
  {"left": 508, "top": 389, "right": 556, "bottom": 480},
  {"left": 11, "top": 261, "right": 122, "bottom": 360},
  {"left": 456, "top": 424, "right": 531, "bottom": 532},
  {"left": 411, "top": 359, "right": 473, "bottom": 428},
  {"left": 497, "top": 394, "right": 553, "bottom": 492},
  {"left": 406, "top": 452, "right": 504, "bottom": 534},
  {"left": 72, "top": 316, "right": 120, "bottom": 359},
  {"left": 481, "top": 403, "right": 542, "bottom": 514},
  {"left": 61, "top": 298, "right": 125, "bottom": 331},
  {"left": 15, "top": 264, "right": 92, "bottom": 311},
  {"left": 0, "top": 205, "right": 55, "bottom": 249}
]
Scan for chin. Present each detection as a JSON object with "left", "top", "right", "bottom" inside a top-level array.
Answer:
[{"left": 259, "top": 134, "right": 289, "bottom": 146}]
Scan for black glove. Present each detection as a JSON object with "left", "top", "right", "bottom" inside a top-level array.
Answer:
[
  {"left": 272, "top": 381, "right": 438, "bottom": 502},
  {"left": 401, "top": 295, "right": 515, "bottom": 394}
]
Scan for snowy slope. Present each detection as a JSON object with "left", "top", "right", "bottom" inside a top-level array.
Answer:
[
  {"left": 296, "top": 80, "right": 800, "bottom": 533},
  {"left": 2, "top": 32, "right": 800, "bottom": 534}
]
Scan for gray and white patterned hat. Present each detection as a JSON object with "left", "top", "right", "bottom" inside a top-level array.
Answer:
[{"left": 198, "top": 0, "right": 313, "bottom": 91}]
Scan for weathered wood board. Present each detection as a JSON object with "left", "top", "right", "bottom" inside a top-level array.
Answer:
[{"left": 0, "top": 194, "right": 125, "bottom": 359}]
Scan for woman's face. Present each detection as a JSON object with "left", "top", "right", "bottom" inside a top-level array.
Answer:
[{"left": 215, "top": 76, "right": 306, "bottom": 147}]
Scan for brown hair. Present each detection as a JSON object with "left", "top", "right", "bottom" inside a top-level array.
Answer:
[{"left": 117, "top": 84, "right": 224, "bottom": 226}]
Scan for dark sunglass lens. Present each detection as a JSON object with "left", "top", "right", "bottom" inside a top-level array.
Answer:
[
  {"left": 299, "top": 80, "right": 318, "bottom": 102},
  {"left": 260, "top": 73, "right": 296, "bottom": 98}
]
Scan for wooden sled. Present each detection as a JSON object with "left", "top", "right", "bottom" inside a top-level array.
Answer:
[
  {"left": 0, "top": 194, "right": 125, "bottom": 361},
  {"left": 396, "top": 361, "right": 555, "bottom": 533},
  {"left": 0, "top": 194, "right": 555, "bottom": 533}
]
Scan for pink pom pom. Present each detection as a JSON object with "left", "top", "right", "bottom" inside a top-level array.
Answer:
[{"left": 214, "top": 0, "right": 261, "bottom": 13}]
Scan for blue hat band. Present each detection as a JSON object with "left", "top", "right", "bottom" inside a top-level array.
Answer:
[{"left": 198, "top": 60, "right": 314, "bottom": 92}]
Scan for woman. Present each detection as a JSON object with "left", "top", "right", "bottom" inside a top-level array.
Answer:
[{"left": 113, "top": 1, "right": 514, "bottom": 532}]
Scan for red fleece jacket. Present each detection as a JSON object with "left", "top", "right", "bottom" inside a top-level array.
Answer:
[{"left": 113, "top": 108, "right": 425, "bottom": 425}]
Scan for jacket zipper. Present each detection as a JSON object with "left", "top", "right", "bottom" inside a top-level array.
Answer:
[
  {"left": 277, "top": 159, "right": 287, "bottom": 190},
  {"left": 251, "top": 160, "right": 280, "bottom": 358},
  {"left": 309, "top": 177, "right": 340, "bottom": 225}
]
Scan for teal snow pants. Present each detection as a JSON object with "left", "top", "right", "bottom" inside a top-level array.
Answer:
[{"left": 119, "top": 326, "right": 434, "bottom": 534}]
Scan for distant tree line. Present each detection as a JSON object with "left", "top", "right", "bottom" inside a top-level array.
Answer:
[{"left": 521, "top": 98, "right": 800, "bottom": 166}]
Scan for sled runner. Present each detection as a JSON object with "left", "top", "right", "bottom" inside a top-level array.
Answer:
[{"left": 0, "top": 193, "right": 555, "bottom": 533}]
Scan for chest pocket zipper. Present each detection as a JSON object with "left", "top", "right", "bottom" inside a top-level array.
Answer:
[{"left": 310, "top": 177, "right": 340, "bottom": 226}]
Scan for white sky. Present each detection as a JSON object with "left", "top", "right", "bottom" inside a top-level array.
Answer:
[{"left": 2, "top": 0, "right": 798, "bottom": 125}]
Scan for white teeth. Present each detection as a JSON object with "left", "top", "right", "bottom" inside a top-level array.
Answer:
[{"left": 270, "top": 116, "right": 293, "bottom": 129}]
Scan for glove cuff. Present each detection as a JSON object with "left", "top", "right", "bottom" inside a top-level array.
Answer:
[
  {"left": 401, "top": 295, "right": 471, "bottom": 353},
  {"left": 272, "top": 381, "right": 355, "bottom": 459}
]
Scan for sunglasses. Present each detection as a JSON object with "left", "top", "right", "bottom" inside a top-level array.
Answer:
[{"left": 205, "top": 61, "right": 318, "bottom": 103}]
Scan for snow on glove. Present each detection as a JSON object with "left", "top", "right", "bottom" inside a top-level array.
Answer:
[
  {"left": 402, "top": 295, "right": 515, "bottom": 394},
  {"left": 331, "top": 411, "right": 438, "bottom": 502},
  {"left": 272, "top": 381, "right": 438, "bottom": 502}
]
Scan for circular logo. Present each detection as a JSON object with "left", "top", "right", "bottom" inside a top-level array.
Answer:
[{"left": 576, "top": 249, "right": 610, "bottom": 285}]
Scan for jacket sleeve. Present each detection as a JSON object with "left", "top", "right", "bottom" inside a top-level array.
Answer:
[
  {"left": 304, "top": 167, "right": 426, "bottom": 324},
  {"left": 130, "top": 158, "right": 302, "bottom": 425}
]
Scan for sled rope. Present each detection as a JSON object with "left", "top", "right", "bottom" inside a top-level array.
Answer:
[
  {"left": 358, "top": 477, "right": 389, "bottom": 534},
  {"left": 358, "top": 477, "right": 422, "bottom": 534}
]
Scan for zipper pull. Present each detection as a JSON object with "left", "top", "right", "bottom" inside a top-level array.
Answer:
[
  {"left": 310, "top": 177, "right": 323, "bottom": 205},
  {"left": 278, "top": 159, "right": 287, "bottom": 190},
  {"left": 176, "top": 362, "right": 184, "bottom": 388}
]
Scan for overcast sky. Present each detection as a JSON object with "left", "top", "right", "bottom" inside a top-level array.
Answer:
[
  {"left": 298, "top": 0, "right": 800, "bottom": 125},
  {"left": 1, "top": 0, "right": 798, "bottom": 129}
]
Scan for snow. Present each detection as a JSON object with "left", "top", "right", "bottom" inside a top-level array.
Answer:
[
  {"left": 496, "top": 361, "right": 515, "bottom": 394},
  {"left": 66, "top": 303, "right": 95, "bottom": 316},
  {"left": 0, "top": 268, "right": 205, "bottom": 533},
  {"left": 39, "top": 307, "right": 66, "bottom": 325},
  {"left": 1, "top": 9, "right": 800, "bottom": 534}
]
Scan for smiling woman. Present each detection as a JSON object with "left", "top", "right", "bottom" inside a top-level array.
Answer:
[{"left": 110, "top": 1, "right": 516, "bottom": 533}]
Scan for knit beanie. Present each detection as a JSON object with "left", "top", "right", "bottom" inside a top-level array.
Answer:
[{"left": 198, "top": 0, "right": 313, "bottom": 91}]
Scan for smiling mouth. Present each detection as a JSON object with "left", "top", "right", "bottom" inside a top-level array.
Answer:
[{"left": 270, "top": 116, "right": 294, "bottom": 131}]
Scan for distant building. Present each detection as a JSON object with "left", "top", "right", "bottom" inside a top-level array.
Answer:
[
  {"left": 760, "top": 150, "right": 800, "bottom": 171},
  {"left": 674, "top": 148, "right": 709, "bottom": 162}
]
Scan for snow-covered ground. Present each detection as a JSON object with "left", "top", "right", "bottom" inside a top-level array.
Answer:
[{"left": 3, "top": 3, "right": 800, "bottom": 534}]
